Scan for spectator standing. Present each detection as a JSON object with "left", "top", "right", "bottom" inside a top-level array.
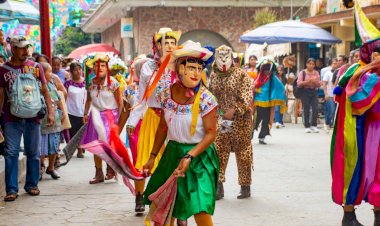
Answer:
[
  {"left": 64, "top": 62, "right": 86, "bottom": 158},
  {"left": 297, "top": 58, "right": 321, "bottom": 133},
  {"left": 39, "top": 62, "right": 65, "bottom": 180},
  {"left": 322, "top": 58, "right": 338, "bottom": 132},
  {"left": 275, "top": 65, "right": 287, "bottom": 128},
  {"left": 0, "top": 29, "right": 10, "bottom": 60},
  {"left": 52, "top": 56, "right": 70, "bottom": 84},
  {"left": 0, "top": 36, "right": 54, "bottom": 201}
]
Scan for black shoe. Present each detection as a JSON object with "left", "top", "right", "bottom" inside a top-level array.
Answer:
[
  {"left": 216, "top": 181, "right": 224, "bottom": 200},
  {"left": 374, "top": 210, "right": 380, "bottom": 226},
  {"left": 237, "top": 186, "right": 251, "bottom": 199},
  {"left": 46, "top": 169, "right": 60, "bottom": 179},
  {"left": 135, "top": 193, "right": 145, "bottom": 213},
  {"left": 342, "top": 210, "right": 363, "bottom": 226},
  {"left": 259, "top": 139, "right": 267, "bottom": 145}
]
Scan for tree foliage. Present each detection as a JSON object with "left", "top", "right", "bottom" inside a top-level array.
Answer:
[
  {"left": 253, "top": 7, "right": 278, "bottom": 28},
  {"left": 54, "top": 27, "right": 101, "bottom": 56}
]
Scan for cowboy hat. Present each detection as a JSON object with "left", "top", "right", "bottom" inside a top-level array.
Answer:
[{"left": 171, "top": 40, "right": 213, "bottom": 63}]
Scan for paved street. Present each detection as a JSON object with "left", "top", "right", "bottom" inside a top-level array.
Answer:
[{"left": 0, "top": 123, "right": 375, "bottom": 226}]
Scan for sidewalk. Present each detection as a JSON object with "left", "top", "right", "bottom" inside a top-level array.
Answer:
[{"left": 0, "top": 123, "right": 375, "bottom": 226}]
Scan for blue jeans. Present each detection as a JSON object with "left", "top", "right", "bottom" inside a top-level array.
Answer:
[
  {"left": 3, "top": 120, "right": 41, "bottom": 194},
  {"left": 274, "top": 105, "right": 283, "bottom": 125},
  {"left": 324, "top": 98, "right": 336, "bottom": 127}
]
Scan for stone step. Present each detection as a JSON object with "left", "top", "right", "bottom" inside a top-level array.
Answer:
[{"left": 0, "top": 155, "right": 26, "bottom": 196}]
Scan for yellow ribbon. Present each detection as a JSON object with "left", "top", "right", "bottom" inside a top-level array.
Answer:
[{"left": 190, "top": 85, "right": 202, "bottom": 136}]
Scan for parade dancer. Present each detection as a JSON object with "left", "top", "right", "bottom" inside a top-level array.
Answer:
[
  {"left": 126, "top": 28, "right": 181, "bottom": 213},
  {"left": 331, "top": 3, "right": 380, "bottom": 225},
  {"left": 209, "top": 45, "right": 253, "bottom": 199},
  {"left": 143, "top": 40, "right": 218, "bottom": 226},
  {"left": 332, "top": 38, "right": 380, "bottom": 226},
  {"left": 253, "top": 57, "right": 287, "bottom": 144},
  {"left": 80, "top": 53, "right": 123, "bottom": 184}
]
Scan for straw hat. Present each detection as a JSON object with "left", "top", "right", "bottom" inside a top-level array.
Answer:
[
  {"left": 171, "top": 40, "right": 213, "bottom": 63},
  {"left": 154, "top": 28, "right": 181, "bottom": 43}
]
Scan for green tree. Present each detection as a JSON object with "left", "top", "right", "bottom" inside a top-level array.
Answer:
[
  {"left": 54, "top": 27, "right": 101, "bottom": 56},
  {"left": 253, "top": 7, "right": 278, "bottom": 28}
]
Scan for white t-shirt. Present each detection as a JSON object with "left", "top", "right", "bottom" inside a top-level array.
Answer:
[
  {"left": 323, "top": 70, "right": 334, "bottom": 97},
  {"left": 89, "top": 77, "right": 119, "bottom": 111}
]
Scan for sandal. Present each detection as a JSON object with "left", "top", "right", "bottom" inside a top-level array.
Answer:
[
  {"left": 105, "top": 165, "right": 116, "bottom": 180},
  {"left": 4, "top": 193, "right": 18, "bottom": 202},
  {"left": 27, "top": 187, "right": 40, "bottom": 196},
  {"left": 40, "top": 165, "right": 46, "bottom": 181}
]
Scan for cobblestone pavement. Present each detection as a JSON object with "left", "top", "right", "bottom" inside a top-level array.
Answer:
[{"left": 0, "top": 124, "right": 374, "bottom": 226}]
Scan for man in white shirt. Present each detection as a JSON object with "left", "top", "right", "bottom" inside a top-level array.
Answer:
[{"left": 323, "top": 58, "right": 338, "bottom": 132}]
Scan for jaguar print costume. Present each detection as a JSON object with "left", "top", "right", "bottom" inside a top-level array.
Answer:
[{"left": 209, "top": 46, "right": 253, "bottom": 189}]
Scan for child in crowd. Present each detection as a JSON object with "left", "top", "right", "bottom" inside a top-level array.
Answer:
[
  {"left": 285, "top": 73, "right": 296, "bottom": 123},
  {"left": 39, "top": 62, "right": 66, "bottom": 180}
]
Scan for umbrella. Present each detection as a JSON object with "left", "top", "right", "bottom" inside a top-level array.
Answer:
[
  {"left": 0, "top": 0, "right": 39, "bottom": 25},
  {"left": 67, "top": 43, "right": 121, "bottom": 59},
  {"left": 240, "top": 20, "right": 341, "bottom": 45}
]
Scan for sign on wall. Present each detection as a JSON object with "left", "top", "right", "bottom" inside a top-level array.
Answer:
[{"left": 121, "top": 18, "right": 133, "bottom": 38}]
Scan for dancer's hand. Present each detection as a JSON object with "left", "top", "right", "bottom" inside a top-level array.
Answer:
[
  {"left": 143, "top": 157, "right": 155, "bottom": 174},
  {"left": 174, "top": 158, "right": 191, "bottom": 177}
]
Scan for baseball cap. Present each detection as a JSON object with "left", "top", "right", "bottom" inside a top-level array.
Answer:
[{"left": 6, "top": 35, "right": 31, "bottom": 48}]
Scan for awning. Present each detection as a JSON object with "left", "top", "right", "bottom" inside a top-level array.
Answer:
[{"left": 0, "top": 0, "right": 39, "bottom": 25}]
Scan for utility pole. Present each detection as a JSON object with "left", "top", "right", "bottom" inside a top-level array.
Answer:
[
  {"left": 290, "top": 0, "right": 293, "bottom": 20},
  {"left": 39, "top": 0, "right": 51, "bottom": 62}
]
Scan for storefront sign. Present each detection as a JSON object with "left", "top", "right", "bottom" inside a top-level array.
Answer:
[{"left": 121, "top": 18, "right": 133, "bottom": 38}]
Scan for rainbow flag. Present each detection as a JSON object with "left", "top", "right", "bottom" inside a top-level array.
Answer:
[{"left": 354, "top": 2, "right": 380, "bottom": 47}]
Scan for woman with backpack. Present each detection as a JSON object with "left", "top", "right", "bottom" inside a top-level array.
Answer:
[{"left": 297, "top": 58, "right": 321, "bottom": 133}]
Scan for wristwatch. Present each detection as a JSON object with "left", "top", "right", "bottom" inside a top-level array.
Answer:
[{"left": 182, "top": 154, "right": 194, "bottom": 161}]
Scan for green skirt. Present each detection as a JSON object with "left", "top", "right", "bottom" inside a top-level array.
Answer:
[{"left": 144, "top": 140, "right": 219, "bottom": 220}]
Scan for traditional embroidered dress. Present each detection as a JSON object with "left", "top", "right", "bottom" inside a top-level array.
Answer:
[
  {"left": 143, "top": 84, "right": 219, "bottom": 220},
  {"left": 127, "top": 59, "right": 173, "bottom": 172},
  {"left": 81, "top": 76, "right": 120, "bottom": 144}
]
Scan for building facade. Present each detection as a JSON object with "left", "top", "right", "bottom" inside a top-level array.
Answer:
[{"left": 80, "top": 0, "right": 308, "bottom": 61}]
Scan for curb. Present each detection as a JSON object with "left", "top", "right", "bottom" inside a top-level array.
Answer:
[{"left": 0, "top": 155, "right": 26, "bottom": 197}]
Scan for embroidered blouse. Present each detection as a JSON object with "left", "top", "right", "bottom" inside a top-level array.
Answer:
[
  {"left": 157, "top": 85, "right": 218, "bottom": 144},
  {"left": 64, "top": 80, "right": 87, "bottom": 117},
  {"left": 127, "top": 59, "right": 174, "bottom": 127},
  {"left": 88, "top": 76, "right": 119, "bottom": 111}
]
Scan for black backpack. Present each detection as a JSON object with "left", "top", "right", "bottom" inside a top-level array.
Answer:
[{"left": 293, "top": 70, "right": 306, "bottom": 99}]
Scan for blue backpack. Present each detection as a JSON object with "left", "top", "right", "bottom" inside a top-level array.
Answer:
[{"left": 2, "top": 63, "right": 42, "bottom": 118}]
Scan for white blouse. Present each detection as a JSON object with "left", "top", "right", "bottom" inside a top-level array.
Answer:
[
  {"left": 127, "top": 59, "right": 173, "bottom": 127},
  {"left": 89, "top": 77, "right": 119, "bottom": 111},
  {"left": 158, "top": 85, "right": 218, "bottom": 144}
]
